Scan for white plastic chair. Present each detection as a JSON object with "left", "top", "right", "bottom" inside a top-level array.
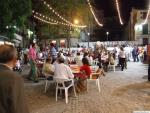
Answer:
[
  {"left": 87, "top": 73, "right": 101, "bottom": 93},
  {"left": 54, "top": 78, "right": 77, "bottom": 104},
  {"left": 42, "top": 72, "right": 55, "bottom": 93},
  {"left": 108, "top": 62, "right": 116, "bottom": 72},
  {"left": 87, "top": 66, "right": 101, "bottom": 93},
  {"left": 92, "top": 59, "right": 99, "bottom": 66}
]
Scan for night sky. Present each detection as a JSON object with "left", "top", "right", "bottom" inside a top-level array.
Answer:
[
  {"left": 94, "top": 0, "right": 148, "bottom": 24},
  {"left": 92, "top": 0, "right": 148, "bottom": 41}
]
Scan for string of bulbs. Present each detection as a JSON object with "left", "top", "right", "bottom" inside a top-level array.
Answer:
[
  {"left": 87, "top": 0, "right": 103, "bottom": 27},
  {"left": 115, "top": 0, "right": 124, "bottom": 25},
  {"left": 40, "top": 0, "right": 87, "bottom": 28},
  {"left": 32, "top": 10, "right": 69, "bottom": 26},
  {"left": 35, "top": 0, "right": 126, "bottom": 27},
  {"left": 33, "top": 15, "right": 57, "bottom": 25}
]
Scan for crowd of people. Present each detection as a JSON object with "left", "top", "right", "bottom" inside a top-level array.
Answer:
[
  {"left": 10, "top": 42, "right": 147, "bottom": 95},
  {"left": 0, "top": 43, "right": 148, "bottom": 113},
  {"left": 15, "top": 43, "right": 146, "bottom": 90}
]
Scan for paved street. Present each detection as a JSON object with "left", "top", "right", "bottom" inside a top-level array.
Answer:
[{"left": 23, "top": 62, "right": 150, "bottom": 113}]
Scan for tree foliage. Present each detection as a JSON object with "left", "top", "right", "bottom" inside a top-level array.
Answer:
[
  {"left": 0, "top": 0, "right": 32, "bottom": 39},
  {"left": 32, "top": 0, "right": 94, "bottom": 39}
]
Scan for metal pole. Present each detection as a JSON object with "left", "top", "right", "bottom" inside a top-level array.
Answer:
[
  {"left": 107, "top": 34, "right": 108, "bottom": 41},
  {"left": 67, "top": 25, "right": 71, "bottom": 52},
  {"left": 88, "top": 33, "right": 90, "bottom": 48}
]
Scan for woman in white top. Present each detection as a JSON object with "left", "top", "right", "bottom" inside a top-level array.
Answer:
[{"left": 119, "top": 47, "right": 126, "bottom": 71}]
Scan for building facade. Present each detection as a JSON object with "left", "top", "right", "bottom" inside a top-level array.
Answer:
[{"left": 130, "top": 8, "right": 150, "bottom": 45}]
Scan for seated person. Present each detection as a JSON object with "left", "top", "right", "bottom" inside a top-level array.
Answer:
[
  {"left": 109, "top": 53, "right": 115, "bottom": 65},
  {"left": 54, "top": 57, "right": 74, "bottom": 80},
  {"left": 42, "top": 58, "right": 54, "bottom": 80},
  {"left": 74, "top": 52, "right": 83, "bottom": 66},
  {"left": 101, "top": 52, "right": 109, "bottom": 72},
  {"left": 65, "top": 53, "right": 72, "bottom": 65},
  {"left": 76, "top": 58, "right": 92, "bottom": 92}
]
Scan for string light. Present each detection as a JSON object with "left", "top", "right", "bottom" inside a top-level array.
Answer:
[
  {"left": 33, "top": 11, "right": 71, "bottom": 26},
  {"left": 115, "top": 0, "right": 124, "bottom": 25},
  {"left": 33, "top": 10, "right": 74, "bottom": 26},
  {"left": 34, "top": 15, "right": 57, "bottom": 25},
  {"left": 40, "top": 0, "right": 87, "bottom": 28},
  {"left": 33, "top": 11, "right": 59, "bottom": 24},
  {"left": 87, "top": 0, "right": 103, "bottom": 27}
]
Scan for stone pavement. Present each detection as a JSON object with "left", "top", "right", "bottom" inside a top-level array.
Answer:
[{"left": 23, "top": 62, "right": 150, "bottom": 113}]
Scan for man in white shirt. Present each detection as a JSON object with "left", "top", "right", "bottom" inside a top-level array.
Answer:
[{"left": 54, "top": 57, "right": 74, "bottom": 79}]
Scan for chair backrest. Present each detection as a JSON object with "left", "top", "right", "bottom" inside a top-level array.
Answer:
[
  {"left": 90, "top": 66, "right": 99, "bottom": 73},
  {"left": 89, "top": 73, "right": 100, "bottom": 80},
  {"left": 93, "top": 59, "right": 99, "bottom": 66},
  {"left": 89, "top": 66, "right": 100, "bottom": 80}
]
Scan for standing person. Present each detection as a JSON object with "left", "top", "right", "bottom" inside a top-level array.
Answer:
[
  {"left": 28, "top": 43, "right": 38, "bottom": 82},
  {"left": 119, "top": 47, "right": 126, "bottom": 71},
  {"left": 0, "top": 45, "right": 29, "bottom": 113},
  {"left": 132, "top": 46, "right": 138, "bottom": 62},
  {"left": 50, "top": 43, "right": 57, "bottom": 61}
]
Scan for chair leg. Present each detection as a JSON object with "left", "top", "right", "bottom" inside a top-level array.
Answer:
[
  {"left": 56, "top": 86, "right": 58, "bottom": 101},
  {"left": 65, "top": 89, "right": 68, "bottom": 104},
  {"left": 114, "top": 66, "right": 115, "bottom": 72},
  {"left": 86, "top": 80, "right": 89, "bottom": 92},
  {"left": 96, "top": 80, "right": 98, "bottom": 85},
  {"left": 44, "top": 80, "right": 48, "bottom": 93},
  {"left": 97, "top": 79, "right": 100, "bottom": 93},
  {"left": 73, "top": 85, "right": 77, "bottom": 97}
]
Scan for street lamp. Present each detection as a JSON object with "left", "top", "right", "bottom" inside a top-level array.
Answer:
[
  {"left": 106, "top": 31, "right": 109, "bottom": 41},
  {"left": 106, "top": 31, "right": 109, "bottom": 46},
  {"left": 74, "top": 19, "right": 79, "bottom": 25}
]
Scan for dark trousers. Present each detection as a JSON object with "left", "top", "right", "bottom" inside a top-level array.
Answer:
[
  {"left": 120, "top": 58, "right": 125, "bottom": 71},
  {"left": 124, "top": 58, "right": 127, "bottom": 69},
  {"left": 133, "top": 55, "right": 136, "bottom": 62}
]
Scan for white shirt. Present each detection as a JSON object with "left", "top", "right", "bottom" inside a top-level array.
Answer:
[
  {"left": 88, "top": 56, "right": 93, "bottom": 65},
  {"left": 54, "top": 63, "right": 74, "bottom": 79},
  {"left": 119, "top": 50, "right": 126, "bottom": 58},
  {"left": 74, "top": 56, "right": 83, "bottom": 66},
  {"left": 124, "top": 47, "right": 131, "bottom": 54}
]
